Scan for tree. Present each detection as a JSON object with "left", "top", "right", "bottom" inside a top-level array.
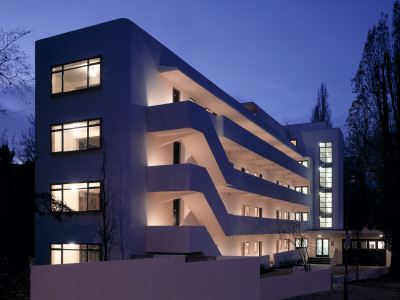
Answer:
[
  {"left": 97, "top": 143, "right": 130, "bottom": 261},
  {"left": 276, "top": 218, "right": 311, "bottom": 272},
  {"left": 346, "top": 1, "right": 400, "bottom": 275},
  {"left": 0, "top": 29, "right": 32, "bottom": 114},
  {"left": 311, "top": 82, "right": 332, "bottom": 127}
]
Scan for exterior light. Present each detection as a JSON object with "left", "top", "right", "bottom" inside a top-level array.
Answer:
[{"left": 379, "top": 234, "right": 383, "bottom": 237}]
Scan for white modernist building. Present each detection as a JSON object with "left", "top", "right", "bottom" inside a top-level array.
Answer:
[{"left": 35, "top": 19, "right": 386, "bottom": 267}]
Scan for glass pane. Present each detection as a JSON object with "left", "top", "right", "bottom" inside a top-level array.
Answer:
[
  {"left": 369, "top": 241, "right": 376, "bottom": 249},
  {"left": 63, "top": 183, "right": 87, "bottom": 190},
  {"left": 89, "top": 182, "right": 100, "bottom": 187},
  {"left": 64, "top": 60, "right": 87, "bottom": 70},
  {"left": 51, "top": 244, "right": 62, "bottom": 249},
  {"left": 89, "top": 120, "right": 101, "bottom": 125},
  {"left": 295, "top": 239, "right": 301, "bottom": 248},
  {"left": 360, "top": 241, "right": 367, "bottom": 249},
  {"left": 352, "top": 241, "right": 358, "bottom": 249},
  {"left": 51, "top": 250, "right": 62, "bottom": 264},
  {"left": 52, "top": 190, "right": 62, "bottom": 202},
  {"left": 88, "top": 250, "right": 100, "bottom": 262},
  {"left": 52, "top": 131, "right": 62, "bottom": 152},
  {"left": 377, "top": 241, "right": 385, "bottom": 249},
  {"left": 88, "top": 244, "right": 100, "bottom": 250},
  {"left": 63, "top": 127, "right": 87, "bottom": 151},
  {"left": 63, "top": 67, "right": 87, "bottom": 92},
  {"left": 302, "top": 213, "right": 308, "bottom": 221},
  {"left": 52, "top": 66, "right": 62, "bottom": 72},
  {"left": 323, "top": 240, "right": 329, "bottom": 255},
  {"left": 63, "top": 189, "right": 80, "bottom": 211},
  {"left": 303, "top": 239, "right": 308, "bottom": 248},
  {"left": 64, "top": 121, "right": 87, "bottom": 129},
  {"left": 51, "top": 184, "right": 62, "bottom": 190},
  {"left": 63, "top": 243, "right": 80, "bottom": 250},
  {"left": 317, "top": 239, "right": 323, "bottom": 252},
  {"left": 88, "top": 188, "right": 100, "bottom": 210},
  {"left": 88, "top": 64, "right": 100, "bottom": 87},
  {"left": 89, "top": 58, "right": 101, "bottom": 64},
  {"left": 52, "top": 125, "right": 62, "bottom": 130},
  {"left": 88, "top": 126, "right": 100, "bottom": 148},
  {"left": 52, "top": 72, "right": 62, "bottom": 94}
]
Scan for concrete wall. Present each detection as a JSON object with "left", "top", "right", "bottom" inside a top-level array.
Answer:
[
  {"left": 273, "top": 249, "right": 301, "bottom": 266},
  {"left": 31, "top": 256, "right": 260, "bottom": 300},
  {"left": 260, "top": 268, "right": 331, "bottom": 300}
]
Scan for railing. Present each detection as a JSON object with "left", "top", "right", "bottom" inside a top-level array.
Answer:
[
  {"left": 185, "top": 256, "right": 216, "bottom": 263},
  {"left": 130, "top": 254, "right": 154, "bottom": 260}
]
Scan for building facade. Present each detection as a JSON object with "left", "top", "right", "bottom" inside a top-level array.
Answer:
[{"left": 35, "top": 19, "right": 385, "bottom": 266}]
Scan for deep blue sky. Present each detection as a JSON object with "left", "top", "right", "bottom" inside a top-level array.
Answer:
[{"left": 0, "top": 0, "right": 395, "bottom": 138}]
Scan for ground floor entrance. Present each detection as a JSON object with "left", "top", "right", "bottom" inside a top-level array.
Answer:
[{"left": 316, "top": 238, "right": 329, "bottom": 257}]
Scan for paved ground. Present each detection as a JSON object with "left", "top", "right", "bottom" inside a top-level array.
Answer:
[
  {"left": 286, "top": 278, "right": 400, "bottom": 299},
  {"left": 261, "top": 265, "right": 379, "bottom": 279}
]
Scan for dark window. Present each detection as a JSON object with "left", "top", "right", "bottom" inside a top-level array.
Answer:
[
  {"left": 173, "top": 88, "right": 180, "bottom": 103},
  {"left": 173, "top": 142, "right": 180, "bottom": 164},
  {"left": 52, "top": 57, "right": 101, "bottom": 94},
  {"left": 51, "top": 119, "right": 101, "bottom": 153},
  {"left": 173, "top": 198, "right": 180, "bottom": 226}
]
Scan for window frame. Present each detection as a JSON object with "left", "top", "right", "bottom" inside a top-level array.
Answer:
[
  {"left": 51, "top": 56, "right": 103, "bottom": 96},
  {"left": 50, "top": 118, "right": 102, "bottom": 154},
  {"left": 50, "top": 243, "right": 101, "bottom": 264},
  {"left": 50, "top": 181, "right": 102, "bottom": 212}
]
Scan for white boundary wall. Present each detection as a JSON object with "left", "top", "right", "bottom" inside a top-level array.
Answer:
[
  {"left": 31, "top": 256, "right": 260, "bottom": 300},
  {"left": 260, "top": 269, "right": 331, "bottom": 300}
]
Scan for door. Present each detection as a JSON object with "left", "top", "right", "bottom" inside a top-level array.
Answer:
[
  {"left": 173, "top": 88, "right": 180, "bottom": 102},
  {"left": 259, "top": 241, "right": 262, "bottom": 257},
  {"left": 316, "top": 238, "right": 329, "bottom": 257}
]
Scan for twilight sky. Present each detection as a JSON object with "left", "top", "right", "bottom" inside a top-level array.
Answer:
[{"left": 0, "top": 0, "right": 395, "bottom": 138}]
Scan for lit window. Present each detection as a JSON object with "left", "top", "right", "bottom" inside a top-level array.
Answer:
[
  {"left": 295, "top": 238, "right": 308, "bottom": 248},
  {"left": 244, "top": 205, "right": 250, "bottom": 216},
  {"left": 51, "top": 243, "right": 100, "bottom": 264},
  {"left": 319, "top": 142, "right": 332, "bottom": 163},
  {"left": 254, "top": 207, "right": 259, "bottom": 217},
  {"left": 290, "top": 139, "right": 297, "bottom": 146},
  {"left": 51, "top": 182, "right": 101, "bottom": 211},
  {"left": 295, "top": 186, "right": 308, "bottom": 194},
  {"left": 254, "top": 241, "right": 258, "bottom": 253},
  {"left": 51, "top": 119, "right": 101, "bottom": 153},
  {"left": 319, "top": 192, "right": 332, "bottom": 228},
  {"left": 243, "top": 242, "right": 250, "bottom": 256},
  {"left": 377, "top": 241, "right": 385, "bottom": 249},
  {"left": 298, "top": 160, "right": 309, "bottom": 167},
  {"left": 52, "top": 57, "right": 101, "bottom": 94},
  {"left": 295, "top": 212, "right": 308, "bottom": 221}
]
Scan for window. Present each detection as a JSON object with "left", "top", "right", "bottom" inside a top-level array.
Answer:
[
  {"left": 254, "top": 172, "right": 258, "bottom": 177},
  {"left": 52, "top": 57, "right": 101, "bottom": 94},
  {"left": 245, "top": 169, "right": 250, "bottom": 174},
  {"left": 276, "top": 210, "right": 282, "bottom": 219},
  {"left": 295, "top": 212, "right": 309, "bottom": 221},
  {"left": 254, "top": 207, "right": 259, "bottom": 217},
  {"left": 295, "top": 186, "right": 308, "bottom": 194},
  {"left": 51, "top": 182, "right": 101, "bottom": 211},
  {"left": 51, "top": 119, "right": 101, "bottom": 153},
  {"left": 298, "top": 160, "right": 309, "bottom": 167},
  {"left": 258, "top": 173, "right": 263, "bottom": 179},
  {"left": 243, "top": 242, "right": 250, "bottom": 256},
  {"left": 51, "top": 243, "right": 100, "bottom": 264},
  {"left": 290, "top": 139, "right": 297, "bottom": 146},
  {"left": 319, "top": 142, "right": 332, "bottom": 163},
  {"left": 377, "top": 241, "right": 385, "bottom": 249},
  {"left": 319, "top": 192, "right": 332, "bottom": 228},
  {"left": 244, "top": 205, "right": 250, "bottom": 216},
  {"left": 319, "top": 167, "right": 332, "bottom": 188},
  {"left": 241, "top": 167, "right": 245, "bottom": 172},
  {"left": 295, "top": 238, "right": 308, "bottom": 248},
  {"left": 254, "top": 241, "right": 259, "bottom": 253}
]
